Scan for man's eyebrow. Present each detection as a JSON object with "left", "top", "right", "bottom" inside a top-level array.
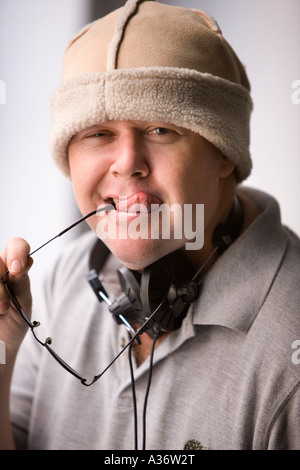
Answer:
[{"left": 68, "top": 125, "right": 108, "bottom": 146}]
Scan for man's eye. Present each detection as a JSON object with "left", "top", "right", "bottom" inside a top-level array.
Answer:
[
  {"left": 151, "top": 128, "right": 169, "bottom": 135},
  {"left": 89, "top": 132, "right": 107, "bottom": 138}
]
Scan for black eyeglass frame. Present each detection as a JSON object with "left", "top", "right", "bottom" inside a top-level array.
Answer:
[{"left": 0, "top": 204, "right": 165, "bottom": 386}]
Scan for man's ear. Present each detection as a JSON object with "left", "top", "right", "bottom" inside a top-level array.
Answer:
[{"left": 219, "top": 155, "right": 236, "bottom": 179}]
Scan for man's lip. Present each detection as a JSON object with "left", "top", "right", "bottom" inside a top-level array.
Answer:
[{"left": 108, "top": 192, "right": 163, "bottom": 213}]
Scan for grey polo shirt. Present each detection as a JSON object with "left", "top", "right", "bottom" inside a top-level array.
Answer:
[{"left": 10, "top": 187, "right": 300, "bottom": 450}]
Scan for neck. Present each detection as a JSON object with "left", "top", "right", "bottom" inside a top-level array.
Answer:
[{"left": 184, "top": 177, "right": 236, "bottom": 272}]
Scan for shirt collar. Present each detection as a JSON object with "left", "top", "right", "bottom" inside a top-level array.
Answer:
[{"left": 191, "top": 188, "right": 288, "bottom": 332}]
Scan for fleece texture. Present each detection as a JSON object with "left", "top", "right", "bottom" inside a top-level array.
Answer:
[{"left": 50, "top": 0, "right": 253, "bottom": 182}]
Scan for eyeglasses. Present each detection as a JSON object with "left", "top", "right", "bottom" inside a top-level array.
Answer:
[{"left": 1, "top": 204, "right": 162, "bottom": 387}]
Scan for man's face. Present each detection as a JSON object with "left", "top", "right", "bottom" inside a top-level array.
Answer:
[{"left": 68, "top": 120, "right": 234, "bottom": 270}]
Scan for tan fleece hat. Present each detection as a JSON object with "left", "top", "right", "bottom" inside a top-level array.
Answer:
[{"left": 50, "top": 0, "right": 253, "bottom": 182}]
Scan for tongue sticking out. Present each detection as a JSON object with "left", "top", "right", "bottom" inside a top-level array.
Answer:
[{"left": 116, "top": 192, "right": 162, "bottom": 213}]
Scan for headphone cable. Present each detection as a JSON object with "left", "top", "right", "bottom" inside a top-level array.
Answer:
[
  {"left": 128, "top": 330, "right": 160, "bottom": 451},
  {"left": 128, "top": 341, "right": 138, "bottom": 450},
  {"left": 142, "top": 331, "right": 160, "bottom": 450}
]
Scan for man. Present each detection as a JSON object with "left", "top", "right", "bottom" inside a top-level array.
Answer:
[{"left": 0, "top": 0, "right": 299, "bottom": 450}]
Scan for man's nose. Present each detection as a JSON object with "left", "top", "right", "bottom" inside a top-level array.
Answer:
[{"left": 109, "top": 130, "right": 150, "bottom": 179}]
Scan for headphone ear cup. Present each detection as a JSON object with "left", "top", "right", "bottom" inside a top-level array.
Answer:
[
  {"left": 117, "top": 266, "right": 141, "bottom": 301},
  {"left": 140, "top": 251, "right": 195, "bottom": 332},
  {"left": 109, "top": 251, "right": 196, "bottom": 335},
  {"left": 109, "top": 267, "right": 144, "bottom": 325}
]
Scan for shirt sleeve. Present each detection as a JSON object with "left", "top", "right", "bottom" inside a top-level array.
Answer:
[
  {"left": 10, "top": 260, "right": 58, "bottom": 450},
  {"left": 10, "top": 332, "right": 41, "bottom": 449}
]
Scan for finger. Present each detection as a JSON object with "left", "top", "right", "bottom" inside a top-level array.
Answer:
[
  {"left": 1, "top": 238, "right": 33, "bottom": 316},
  {"left": 0, "top": 257, "right": 10, "bottom": 314},
  {"left": 3, "top": 237, "right": 32, "bottom": 280}
]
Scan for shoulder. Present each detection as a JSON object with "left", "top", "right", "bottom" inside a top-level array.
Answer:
[
  {"left": 283, "top": 225, "right": 300, "bottom": 273},
  {"left": 271, "top": 225, "right": 300, "bottom": 312}
]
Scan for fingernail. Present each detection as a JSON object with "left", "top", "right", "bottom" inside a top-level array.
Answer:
[{"left": 10, "top": 259, "right": 23, "bottom": 273}]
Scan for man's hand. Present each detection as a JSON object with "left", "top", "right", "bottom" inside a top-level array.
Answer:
[{"left": 0, "top": 238, "right": 33, "bottom": 366}]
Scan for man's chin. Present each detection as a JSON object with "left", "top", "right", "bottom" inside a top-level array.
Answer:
[{"left": 102, "top": 238, "right": 185, "bottom": 271}]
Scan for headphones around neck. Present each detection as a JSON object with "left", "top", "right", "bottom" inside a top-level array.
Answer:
[{"left": 86, "top": 197, "right": 244, "bottom": 338}]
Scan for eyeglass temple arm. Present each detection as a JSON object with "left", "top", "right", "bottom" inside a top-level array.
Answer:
[
  {"left": 44, "top": 340, "right": 90, "bottom": 384},
  {"left": 29, "top": 204, "right": 115, "bottom": 257},
  {"left": 0, "top": 204, "right": 116, "bottom": 279}
]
